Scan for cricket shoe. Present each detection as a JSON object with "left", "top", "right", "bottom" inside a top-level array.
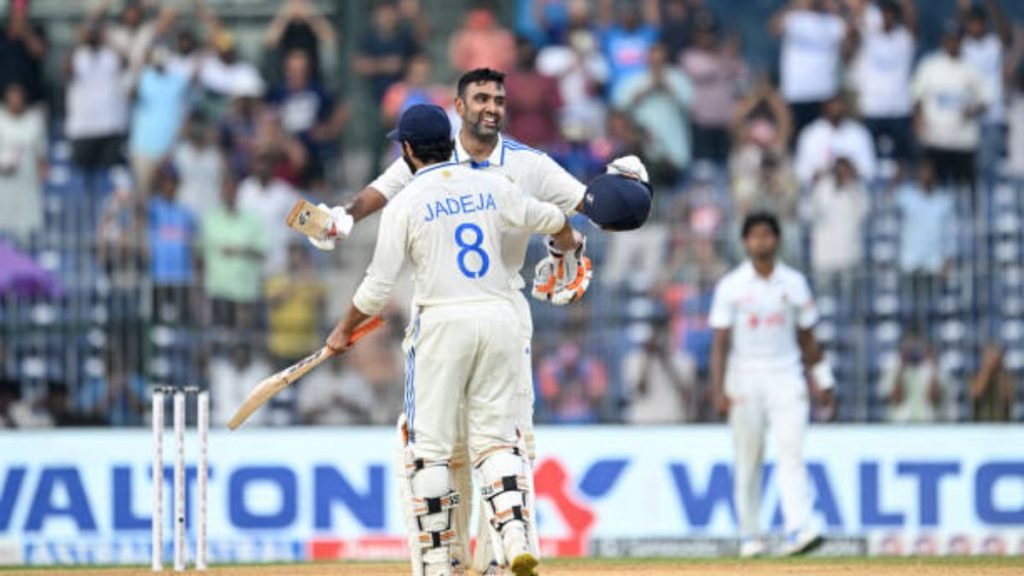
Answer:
[
  {"left": 503, "top": 526, "right": 538, "bottom": 576},
  {"left": 739, "top": 537, "right": 767, "bottom": 558},
  {"left": 781, "top": 527, "right": 824, "bottom": 556}
]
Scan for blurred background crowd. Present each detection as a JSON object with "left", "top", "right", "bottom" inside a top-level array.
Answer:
[{"left": 2, "top": 0, "right": 1024, "bottom": 429}]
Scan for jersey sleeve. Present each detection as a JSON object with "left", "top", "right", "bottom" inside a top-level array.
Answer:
[
  {"left": 792, "top": 274, "right": 819, "bottom": 329},
  {"left": 708, "top": 279, "right": 734, "bottom": 329},
  {"left": 367, "top": 157, "right": 414, "bottom": 202},
  {"left": 352, "top": 201, "right": 409, "bottom": 316},
  {"left": 497, "top": 180, "right": 567, "bottom": 235},
  {"left": 519, "top": 153, "right": 587, "bottom": 215}
]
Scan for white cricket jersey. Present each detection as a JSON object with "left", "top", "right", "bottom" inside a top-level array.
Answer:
[
  {"left": 709, "top": 261, "right": 818, "bottom": 373},
  {"left": 368, "top": 134, "right": 586, "bottom": 291},
  {"left": 353, "top": 162, "right": 568, "bottom": 317}
]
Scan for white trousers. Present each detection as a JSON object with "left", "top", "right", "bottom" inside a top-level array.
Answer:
[
  {"left": 727, "top": 368, "right": 813, "bottom": 537},
  {"left": 403, "top": 302, "right": 523, "bottom": 463}
]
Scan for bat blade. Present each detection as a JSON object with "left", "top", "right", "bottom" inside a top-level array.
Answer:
[
  {"left": 286, "top": 199, "right": 336, "bottom": 242},
  {"left": 227, "top": 317, "right": 385, "bottom": 430}
]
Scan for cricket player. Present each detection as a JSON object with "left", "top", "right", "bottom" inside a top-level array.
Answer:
[
  {"left": 709, "top": 212, "right": 837, "bottom": 558},
  {"left": 310, "top": 68, "right": 652, "bottom": 574},
  {"left": 325, "top": 104, "right": 583, "bottom": 576}
]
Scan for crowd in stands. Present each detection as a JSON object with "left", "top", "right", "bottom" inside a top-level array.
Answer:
[{"left": 1, "top": 0, "right": 1023, "bottom": 428}]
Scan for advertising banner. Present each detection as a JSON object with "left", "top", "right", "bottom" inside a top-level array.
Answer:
[{"left": 1, "top": 426, "right": 1022, "bottom": 565}]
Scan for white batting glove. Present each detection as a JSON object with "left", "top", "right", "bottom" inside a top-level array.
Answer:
[
  {"left": 606, "top": 155, "right": 649, "bottom": 184},
  {"left": 307, "top": 203, "right": 354, "bottom": 251}
]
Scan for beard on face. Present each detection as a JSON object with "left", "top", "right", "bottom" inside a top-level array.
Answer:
[{"left": 464, "top": 108, "right": 503, "bottom": 140}]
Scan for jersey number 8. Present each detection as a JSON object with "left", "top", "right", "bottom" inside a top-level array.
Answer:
[{"left": 455, "top": 223, "right": 490, "bottom": 279}]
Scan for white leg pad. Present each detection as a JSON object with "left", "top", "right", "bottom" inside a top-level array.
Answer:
[
  {"left": 475, "top": 449, "right": 533, "bottom": 568},
  {"left": 473, "top": 433, "right": 539, "bottom": 574},
  {"left": 397, "top": 416, "right": 465, "bottom": 576}
]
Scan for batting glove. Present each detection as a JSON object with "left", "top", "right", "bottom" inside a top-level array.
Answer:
[
  {"left": 307, "top": 203, "right": 355, "bottom": 251},
  {"left": 531, "top": 234, "right": 592, "bottom": 305},
  {"left": 606, "top": 155, "right": 649, "bottom": 184}
]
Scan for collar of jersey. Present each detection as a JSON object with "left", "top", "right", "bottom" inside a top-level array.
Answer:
[
  {"left": 740, "top": 260, "right": 782, "bottom": 283},
  {"left": 414, "top": 160, "right": 459, "bottom": 178},
  {"left": 452, "top": 133, "right": 505, "bottom": 169}
]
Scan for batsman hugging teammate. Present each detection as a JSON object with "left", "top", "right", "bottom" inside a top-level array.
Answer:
[
  {"left": 326, "top": 103, "right": 586, "bottom": 576},
  {"left": 311, "top": 70, "right": 652, "bottom": 575},
  {"left": 710, "top": 212, "right": 837, "bottom": 558}
]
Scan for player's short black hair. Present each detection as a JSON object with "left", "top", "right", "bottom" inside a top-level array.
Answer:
[
  {"left": 741, "top": 211, "right": 781, "bottom": 239},
  {"left": 409, "top": 138, "right": 455, "bottom": 165},
  {"left": 457, "top": 68, "right": 506, "bottom": 97}
]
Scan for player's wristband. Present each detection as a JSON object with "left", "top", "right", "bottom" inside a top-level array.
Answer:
[{"left": 812, "top": 359, "right": 836, "bottom": 391}]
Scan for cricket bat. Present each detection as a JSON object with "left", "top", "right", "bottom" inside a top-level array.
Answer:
[
  {"left": 227, "top": 317, "right": 385, "bottom": 430},
  {"left": 286, "top": 199, "right": 338, "bottom": 242}
]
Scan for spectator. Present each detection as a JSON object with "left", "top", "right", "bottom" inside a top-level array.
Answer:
[
  {"left": 147, "top": 163, "right": 197, "bottom": 324},
  {"left": 730, "top": 78, "right": 794, "bottom": 200},
  {"left": 537, "top": 27, "right": 609, "bottom": 143},
  {"left": 849, "top": 0, "right": 917, "bottom": 165},
  {"left": 0, "top": 83, "right": 46, "bottom": 244},
  {"left": 209, "top": 341, "right": 272, "bottom": 427},
  {"left": 505, "top": 37, "right": 564, "bottom": 148},
  {"left": 381, "top": 52, "right": 450, "bottom": 126},
  {"left": 529, "top": 0, "right": 596, "bottom": 47},
  {"left": 808, "top": 157, "right": 869, "bottom": 296},
  {"left": 449, "top": 5, "right": 516, "bottom": 74},
  {"left": 771, "top": 0, "right": 850, "bottom": 138},
  {"left": 128, "top": 48, "right": 192, "bottom": 198},
  {"left": 265, "top": 243, "right": 325, "bottom": 368},
  {"left": 237, "top": 149, "right": 301, "bottom": 275},
  {"left": 266, "top": 49, "right": 348, "bottom": 187},
  {"left": 660, "top": 0, "right": 706, "bottom": 62},
  {"left": 43, "top": 381, "right": 106, "bottom": 427},
  {"left": 681, "top": 22, "right": 747, "bottom": 164},
  {"left": 878, "top": 331, "right": 950, "bottom": 423},
  {"left": 613, "top": 42, "right": 693, "bottom": 187},
  {"left": 78, "top": 347, "right": 147, "bottom": 426},
  {"left": 219, "top": 79, "right": 266, "bottom": 176},
  {"left": 97, "top": 168, "right": 146, "bottom": 309},
  {"left": 970, "top": 342, "right": 1014, "bottom": 422},
  {"left": 961, "top": 0, "right": 1013, "bottom": 176},
  {"left": 1008, "top": 71, "right": 1024, "bottom": 178},
  {"left": 196, "top": 3, "right": 265, "bottom": 103},
  {"left": 174, "top": 112, "right": 224, "bottom": 216},
  {"left": 297, "top": 359, "right": 375, "bottom": 425},
  {"left": 912, "top": 22, "right": 988, "bottom": 192},
  {"left": 0, "top": 377, "right": 33, "bottom": 428},
  {"left": 729, "top": 152, "right": 802, "bottom": 265},
  {"left": 200, "top": 170, "right": 266, "bottom": 333},
  {"left": 355, "top": 0, "right": 419, "bottom": 170},
  {"left": 264, "top": 0, "right": 338, "bottom": 82},
  {"left": 166, "top": 29, "right": 200, "bottom": 79},
  {"left": 537, "top": 334, "right": 609, "bottom": 424},
  {"left": 252, "top": 106, "right": 309, "bottom": 189},
  {"left": 101, "top": 0, "right": 176, "bottom": 87},
  {"left": 0, "top": 0, "right": 48, "bottom": 106},
  {"left": 893, "top": 161, "right": 955, "bottom": 318},
  {"left": 597, "top": 0, "right": 660, "bottom": 98},
  {"left": 622, "top": 320, "right": 696, "bottom": 423},
  {"left": 794, "top": 95, "right": 876, "bottom": 186},
  {"left": 65, "top": 21, "right": 129, "bottom": 194}
]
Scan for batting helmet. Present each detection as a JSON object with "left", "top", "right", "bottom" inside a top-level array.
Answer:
[{"left": 581, "top": 174, "right": 652, "bottom": 231}]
